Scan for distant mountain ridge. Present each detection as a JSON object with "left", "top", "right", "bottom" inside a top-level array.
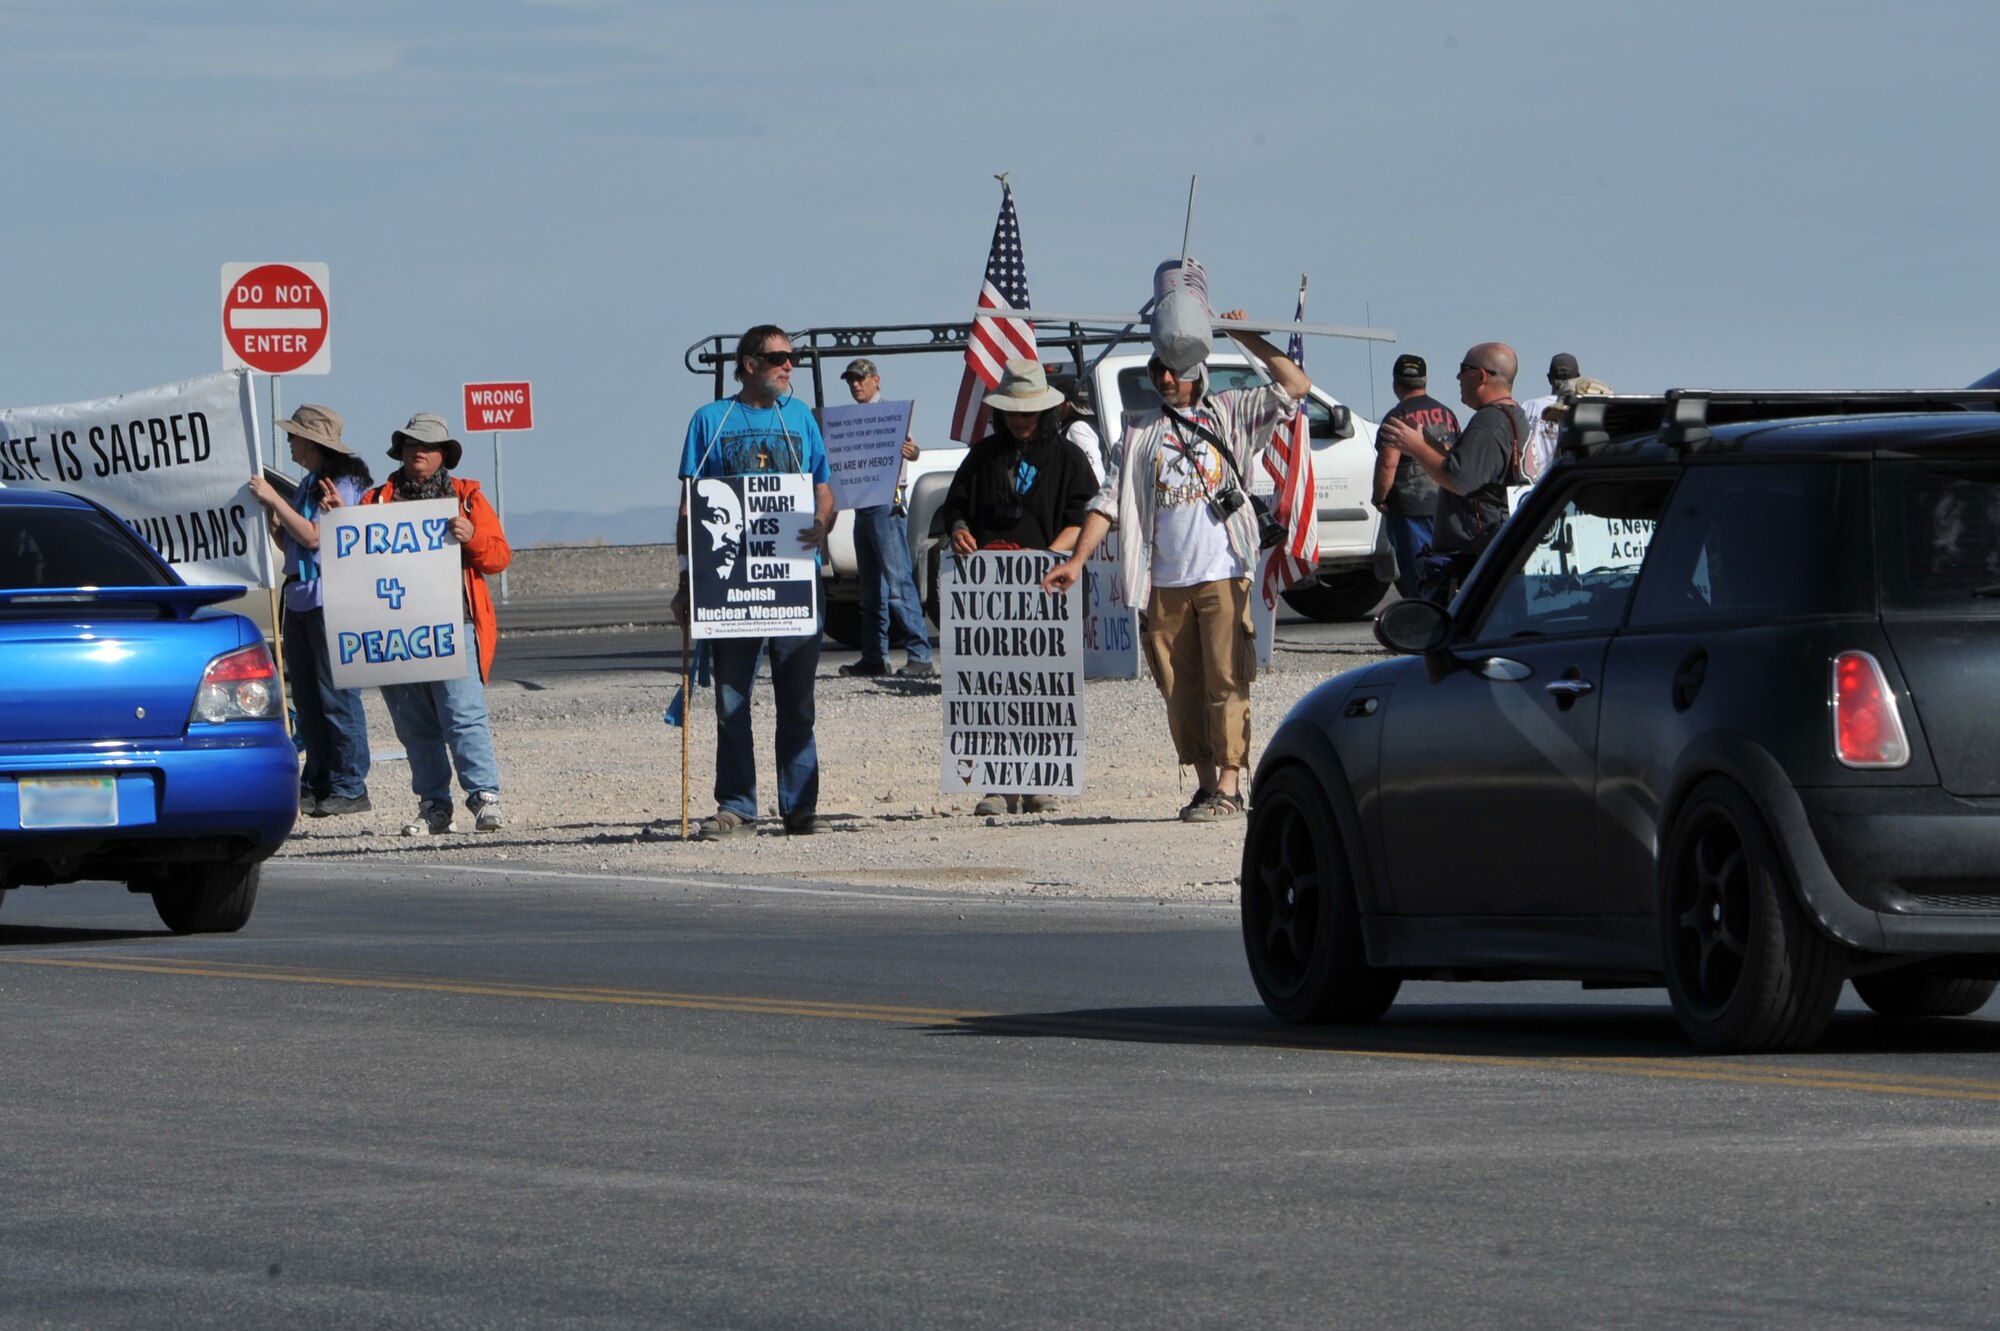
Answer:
[{"left": 505, "top": 505, "right": 674, "bottom": 548}]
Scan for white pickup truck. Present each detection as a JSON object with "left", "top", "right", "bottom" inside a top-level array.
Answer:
[{"left": 684, "top": 321, "right": 1394, "bottom": 647}]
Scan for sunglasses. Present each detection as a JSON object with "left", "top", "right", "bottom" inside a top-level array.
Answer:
[
  {"left": 1457, "top": 362, "right": 1488, "bottom": 377},
  {"left": 756, "top": 350, "right": 800, "bottom": 367}
]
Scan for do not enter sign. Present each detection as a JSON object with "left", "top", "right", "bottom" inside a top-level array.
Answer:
[{"left": 221, "top": 262, "right": 330, "bottom": 375}]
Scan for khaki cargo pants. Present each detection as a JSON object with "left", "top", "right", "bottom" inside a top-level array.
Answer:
[{"left": 1140, "top": 577, "right": 1256, "bottom": 771}]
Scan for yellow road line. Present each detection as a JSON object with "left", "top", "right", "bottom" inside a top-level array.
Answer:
[{"left": 10, "top": 954, "right": 2000, "bottom": 1103}]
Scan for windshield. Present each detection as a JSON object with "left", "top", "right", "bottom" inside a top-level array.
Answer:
[
  {"left": 1876, "top": 459, "right": 2000, "bottom": 614},
  {"left": 0, "top": 504, "right": 176, "bottom": 589}
]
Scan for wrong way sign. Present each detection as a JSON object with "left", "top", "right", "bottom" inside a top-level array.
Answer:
[
  {"left": 221, "top": 262, "right": 330, "bottom": 375},
  {"left": 464, "top": 381, "right": 534, "bottom": 432}
]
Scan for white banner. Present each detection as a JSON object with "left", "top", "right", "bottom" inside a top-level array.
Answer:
[
  {"left": 0, "top": 370, "right": 273, "bottom": 587},
  {"left": 820, "top": 398, "right": 912, "bottom": 512},
  {"left": 938, "top": 550, "right": 1084, "bottom": 797},
  {"left": 320, "top": 499, "right": 471, "bottom": 689},
  {"left": 686, "top": 473, "right": 819, "bottom": 640}
]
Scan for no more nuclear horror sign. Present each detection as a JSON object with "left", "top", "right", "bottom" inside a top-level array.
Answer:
[{"left": 221, "top": 262, "right": 330, "bottom": 375}]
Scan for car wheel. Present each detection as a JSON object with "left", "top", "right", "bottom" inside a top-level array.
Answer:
[
  {"left": 1240, "top": 765, "right": 1400, "bottom": 1024},
  {"left": 1281, "top": 571, "right": 1391, "bottom": 622},
  {"left": 1660, "top": 778, "right": 1845, "bottom": 1050},
  {"left": 151, "top": 862, "right": 260, "bottom": 934},
  {"left": 1851, "top": 972, "right": 1998, "bottom": 1018},
  {"left": 821, "top": 597, "right": 864, "bottom": 650}
]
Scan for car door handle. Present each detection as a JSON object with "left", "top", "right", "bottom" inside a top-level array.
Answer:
[{"left": 1544, "top": 679, "right": 1596, "bottom": 698}]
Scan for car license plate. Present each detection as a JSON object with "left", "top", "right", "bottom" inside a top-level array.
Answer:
[{"left": 18, "top": 776, "right": 119, "bottom": 829}]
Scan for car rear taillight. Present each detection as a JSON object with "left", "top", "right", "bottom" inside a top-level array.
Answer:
[
  {"left": 1831, "top": 650, "right": 1910, "bottom": 769},
  {"left": 190, "top": 643, "right": 281, "bottom": 724}
]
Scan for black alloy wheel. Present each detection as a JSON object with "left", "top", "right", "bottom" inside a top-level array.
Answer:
[
  {"left": 1852, "top": 972, "right": 1999, "bottom": 1019},
  {"left": 1240, "top": 765, "right": 1399, "bottom": 1024},
  {"left": 1660, "top": 778, "right": 1845, "bottom": 1051}
]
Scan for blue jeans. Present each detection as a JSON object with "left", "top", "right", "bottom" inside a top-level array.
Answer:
[
  {"left": 1385, "top": 513, "right": 1435, "bottom": 600},
  {"left": 711, "top": 629, "right": 820, "bottom": 821},
  {"left": 285, "top": 605, "right": 371, "bottom": 799},
  {"left": 851, "top": 503, "right": 932, "bottom": 666},
  {"left": 380, "top": 628, "right": 501, "bottom": 809}
]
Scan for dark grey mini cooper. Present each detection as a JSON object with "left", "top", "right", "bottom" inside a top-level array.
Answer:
[{"left": 1242, "top": 389, "right": 2000, "bottom": 1050}]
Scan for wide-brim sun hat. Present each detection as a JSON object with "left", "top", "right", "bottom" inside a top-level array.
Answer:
[
  {"left": 388, "top": 412, "right": 463, "bottom": 470},
  {"left": 983, "top": 359, "right": 1065, "bottom": 414},
  {"left": 274, "top": 403, "right": 354, "bottom": 455}
]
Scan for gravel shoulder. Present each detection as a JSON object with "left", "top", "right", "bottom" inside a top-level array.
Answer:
[{"left": 276, "top": 627, "right": 1394, "bottom": 902}]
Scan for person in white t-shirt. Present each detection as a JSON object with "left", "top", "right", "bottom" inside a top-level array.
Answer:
[
  {"left": 1043, "top": 308, "right": 1308, "bottom": 823},
  {"left": 1049, "top": 372, "right": 1106, "bottom": 483},
  {"left": 1517, "top": 352, "right": 1610, "bottom": 483}
]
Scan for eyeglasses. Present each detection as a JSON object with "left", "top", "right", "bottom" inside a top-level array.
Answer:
[
  {"left": 757, "top": 350, "right": 800, "bottom": 367},
  {"left": 1457, "top": 362, "right": 1488, "bottom": 377}
]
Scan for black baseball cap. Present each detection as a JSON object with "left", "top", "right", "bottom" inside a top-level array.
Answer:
[
  {"left": 1548, "top": 352, "right": 1580, "bottom": 381},
  {"left": 1391, "top": 354, "right": 1426, "bottom": 383}
]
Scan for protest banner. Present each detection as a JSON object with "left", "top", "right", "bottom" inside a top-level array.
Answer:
[
  {"left": 685, "top": 473, "right": 819, "bottom": 639},
  {"left": 1082, "top": 528, "right": 1139, "bottom": 679},
  {"left": 937, "top": 550, "right": 1084, "bottom": 797},
  {"left": 319, "top": 499, "right": 469, "bottom": 689},
  {"left": 820, "top": 398, "right": 913, "bottom": 511},
  {"left": 0, "top": 370, "right": 273, "bottom": 588}
]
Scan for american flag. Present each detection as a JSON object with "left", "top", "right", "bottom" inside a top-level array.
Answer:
[
  {"left": 949, "top": 181, "right": 1037, "bottom": 445},
  {"left": 1259, "top": 278, "right": 1319, "bottom": 609}
]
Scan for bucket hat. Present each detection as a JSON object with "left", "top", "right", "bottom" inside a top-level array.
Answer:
[
  {"left": 274, "top": 403, "right": 353, "bottom": 455},
  {"left": 983, "top": 359, "right": 1065, "bottom": 414},
  {"left": 388, "top": 412, "right": 463, "bottom": 470}
]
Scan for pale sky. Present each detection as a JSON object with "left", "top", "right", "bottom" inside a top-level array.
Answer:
[{"left": 4, "top": 0, "right": 1994, "bottom": 518}]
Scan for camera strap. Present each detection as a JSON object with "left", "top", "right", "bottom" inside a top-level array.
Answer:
[{"left": 1162, "top": 403, "right": 1250, "bottom": 493}]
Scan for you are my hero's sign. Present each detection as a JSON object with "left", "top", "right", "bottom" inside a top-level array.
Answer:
[
  {"left": 221, "top": 262, "right": 329, "bottom": 376},
  {"left": 937, "top": 550, "right": 1084, "bottom": 797},
  {"left": 319, "top": 499, "right": 469, "bottom": 689},
  {"left": 463, "top": 381, "right": 534, "bottom": 432}
]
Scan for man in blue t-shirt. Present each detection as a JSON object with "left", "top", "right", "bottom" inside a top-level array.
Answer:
[{"left": 674, "top": 323, "right": 837, "bottom": 841}]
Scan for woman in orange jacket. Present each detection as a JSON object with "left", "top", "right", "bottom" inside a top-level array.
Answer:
[{"left": 355, "top": 413, "right": 512, "bottom": 835}]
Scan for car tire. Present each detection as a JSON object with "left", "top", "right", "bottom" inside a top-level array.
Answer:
[
  {"left": 1660, "top": 777, "right": 1845, "bottom": 1051},
  {"left": 151, "top": 862, "right": 260, "bottom": 935},
  {"left": 1851, "top": 973, "right": 1998, "bottom": 1019},
  {"left": 1240, "top": 765, "right": 1400, "bottom": 1024},
  {"left": 1281, "top": 571, "right": 1391, "bottom": 622}
]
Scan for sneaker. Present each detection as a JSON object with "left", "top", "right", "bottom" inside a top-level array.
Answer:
[
  {"left": 468, "top": 792, "right": 503, "bottom": 833},
  {"left": 299, "top": 790, "right": 319, "bottom": 817},
  {"left": 783, "top": 811, "right": 830, "bottom": 835},
  {"left": 1177, "top": 789, "right": 1216, "bottom": 821},
  {"left": 973, "top": 794, "right": 1009, "bottom": 817},
  {"left": 896, "top": 659, "right": 937, "bottom": 678},
  {"left": 403, "top": 804, "right": 455, "bottom": 836},
  {"left": 839, "top": 660, "right": 889, "bottom": 678},
  {"left": 1182, "top": 790, "right": 1246, "bottom": 823},
  {"left": 696, "top": 808, "right": 757, "bottom": 842},
  {"left": 1021, "top": 794, "right": 1060, "bottom": 814},
  {"left": 311, "top": 793, "right": 373, "bottom": 818}
]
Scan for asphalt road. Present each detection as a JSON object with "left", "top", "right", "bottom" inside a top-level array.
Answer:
[{"left": 5, "top": 869, "right": 2000, "bottom": 1328}]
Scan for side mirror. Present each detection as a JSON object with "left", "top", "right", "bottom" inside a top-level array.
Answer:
[
  {"left": 1374, "top": 599, "right": 1452, "bottom": 655},
  {"left": 1328, "top": 404, "right": 1353, "bottom": 439}
]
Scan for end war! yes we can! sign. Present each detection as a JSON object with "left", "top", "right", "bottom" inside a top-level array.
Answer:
[
  {"left": 937, "top": 550, "right": 1084, "bottom": 797},
  {"left": 318, "top": 499, "right": 471, "bottom": 690},
  {"left": 686, "top": 473, "right": 819, "bottom": 640}
]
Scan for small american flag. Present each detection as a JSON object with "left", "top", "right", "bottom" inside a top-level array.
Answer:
[
  {"left": 949, "top": 180, "right": 1037, "bottom": 445},
  {"left": 1259, "top": 278, "right": 1319, "bottom": 609}
]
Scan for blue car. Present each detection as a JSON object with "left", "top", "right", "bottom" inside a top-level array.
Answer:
[{"left": 0, "top": 489, "right": 296, "bottom": 932}]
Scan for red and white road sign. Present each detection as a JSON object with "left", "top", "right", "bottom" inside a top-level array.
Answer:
[
  {"left": 463, "top": 381, "right": 534, "bottom": 432},
  {"left": 221, "top": 262, "right": 330, "bottom": 375}
]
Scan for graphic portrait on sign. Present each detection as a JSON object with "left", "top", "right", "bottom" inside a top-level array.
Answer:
[{"left": 685, "top": 473, "right": 818, "bottom": 640}]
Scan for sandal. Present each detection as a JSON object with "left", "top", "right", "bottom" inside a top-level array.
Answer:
[{"left": 1181, "top": 790, "right": 1245, "bottom": 823}]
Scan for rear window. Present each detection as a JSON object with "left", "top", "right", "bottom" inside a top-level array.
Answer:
[
  {"left": 1628, "top": 461, "right": 1873, "bottom": 626},
  {"left": 0, "top": 505, "right": 175, "bottom": 589},
  {"left": 1876, "top": 459, "right": 2000, "bottom": 614}
]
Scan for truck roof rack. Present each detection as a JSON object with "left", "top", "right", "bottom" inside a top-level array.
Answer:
[{"left": 1557, "top": 389, "right": 2000, "bottom": 460}]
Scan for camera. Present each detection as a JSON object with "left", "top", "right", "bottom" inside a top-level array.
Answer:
[{"left": 1208, "top": 483, "right": 1247, "bottom": 522}]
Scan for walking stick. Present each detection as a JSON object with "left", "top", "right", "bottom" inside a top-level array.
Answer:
[{"left": 680, "top": 625, "right": 691, "bottom": 839}]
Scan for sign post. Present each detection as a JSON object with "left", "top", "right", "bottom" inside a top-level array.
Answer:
[{"left": 463, "top": 380, "right": 534, "bottom": 603}]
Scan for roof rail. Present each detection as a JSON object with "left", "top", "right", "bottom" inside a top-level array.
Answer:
[{"left": 1557, "top": 389, "right": 2000, "bottom": 461}]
